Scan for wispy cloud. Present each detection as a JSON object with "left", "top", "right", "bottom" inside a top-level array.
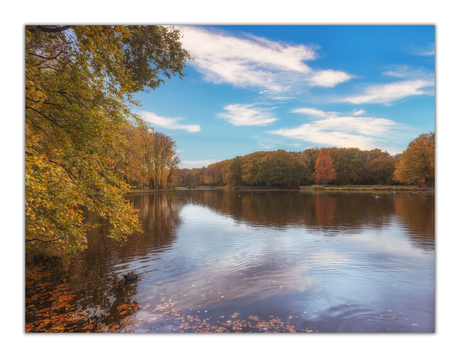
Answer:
[
  {"left": 339, "top": 79, "right": 433, "bottom": 105},
  {"left": 269, "top": 107, "right": 398, "bottom": 151},
  {"left": 181, "top": 159, "right": 219, "bottom": 169},
  {"left": 292, "top": 107, "right": 336, "bottom": 118},
  {"left": 138, "top": 110, "right": 201, "bottom": 133},
  {"left": 217, "top": 104, "right": 278, "bottom": 126},
  {"left": 252, "top": 134, "right": 302, "bottom": 150},
  {"left": 407, "top": 42, "right": 435, "bottom": 56},
  {"left": 382, "top": 65, "right": 434, "bottom": 81},
  {"left": 352, "top": 109, "right": 366, "bottom": 116},
  {"left": 179, "top": 26, "right": 353, "bottom": 95}
]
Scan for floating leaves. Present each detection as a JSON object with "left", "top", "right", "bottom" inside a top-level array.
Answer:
[
  {"left": 26, "top": 265, "right": 141, "bottom": 333},
  {"left": 26, "top": 265, "right": 316, "bottom": 333}
]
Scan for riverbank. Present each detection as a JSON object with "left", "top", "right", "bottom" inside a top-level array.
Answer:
[
  {"left": 301, "top": 185, "right": 434, "bottom": 191},
  {"left": 128, "top": 185, "right": 434, "bottom": 193},
  {"left": 127, "top": 188, "right": 176, "bottom": 194}
]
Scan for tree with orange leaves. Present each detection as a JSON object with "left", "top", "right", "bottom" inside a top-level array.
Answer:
[
  {"left": 393, "top": 132, "right": 435, "bottom": 187},
  {"left": 313, "top": 148, "right": 336, "bottom": 184}
]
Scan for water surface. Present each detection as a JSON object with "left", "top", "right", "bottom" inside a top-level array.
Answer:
[{"left": 26, "top": 190, "right": 435, "bottom": 333}]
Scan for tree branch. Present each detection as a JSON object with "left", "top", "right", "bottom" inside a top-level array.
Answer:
[
  {"left": 27, "top": 26, "right": 71, "bottom": 33},
  {"left": 26, "top": 237, "right": 62, "bottom": 243}
]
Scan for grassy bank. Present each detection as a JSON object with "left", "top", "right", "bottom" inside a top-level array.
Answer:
[
  {"left": 128, "top": 185, "right": 434, "bottom": 193},
  {"left": 127, "top": 188, "right": 176, "bottom": 194},
  {"left": 302, "top": 185, "right": 433, "bottom": 191}
]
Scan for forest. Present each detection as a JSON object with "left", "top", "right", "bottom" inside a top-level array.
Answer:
[{"left": 175, "top": 132, "right": 435, "bottom": 189}]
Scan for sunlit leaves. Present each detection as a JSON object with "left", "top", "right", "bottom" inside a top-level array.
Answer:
[
  {"left": 393, "top": 132, "right": 435, "bottom": 186},
  {"left": 25, "top": 26, "right": 189, "bottom": 256}
]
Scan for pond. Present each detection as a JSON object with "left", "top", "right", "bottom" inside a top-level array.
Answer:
[{"left": 25, "top": 189, "right": 435, "bottom": 333}]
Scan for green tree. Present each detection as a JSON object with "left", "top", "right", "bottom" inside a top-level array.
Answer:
[
  {"left": 313, "top": 148, "right": 336, "bottom": 184},
  {"left": 25, "top": 25, "right": 191, "bottom": 256},
  {"left": 393, "top": 132, "right": 435, "bottom": 186}
]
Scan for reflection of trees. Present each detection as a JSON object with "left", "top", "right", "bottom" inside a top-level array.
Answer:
[
  {"left": 393, "top": 192, "right": 435, "bottom": 250},
  {"left": 26, "top": 193, "right": 185, "bottom": 332},
  {"left": 177, "top": 190, "right": 434, "bottom": 248},
  {"left": 182, "top": 190, "right": 396, "bottom": 231},
  {"left": 82, "top": 193, "right": 182, "bottom": 261},
  {"left": 67, "top": 193, "right": 183, "bottom": 310},
  {"left": 134, "top": 194, "right": 182, "bottom": 245},
  {"left": 315, "top": 195, "right": 337, "bottom": 227}
]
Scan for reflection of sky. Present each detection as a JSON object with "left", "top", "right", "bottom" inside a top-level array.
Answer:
[
  {"left": 161, "top": 204, "right": 434, "bottom": 305},
  {"left": 132, "top": 202, "right": 434, "bottom": 332}
]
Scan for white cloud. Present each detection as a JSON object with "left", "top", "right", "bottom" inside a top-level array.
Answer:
[
  {"left": 217, "top": 104, "right": 278, "bottom": 126},
  {"left": 269, "top": 107, "right": 398, "bottom": 150},
  {"left": 138, "top": 110, "right": 201, "bottom": 133},
  {"left": 179, "top": 26, "right": 353, "bottom": 94},
  {"left": 291, "top": 107, "right": 330, "bottom": 118},
  {"left": 352, "top": 109, "right": 366, "bottom": 116},
  {"left": 340, "top": 79, "right": 433, "bottom": 104},
  {"left": 181, "top": 159, "right": 218, "bottom": 169},
  {"left": 270, "top": 125, "right": 377, "bottom": 150},
  {"left": 308, "top": 69, "right": 353, "bottom": 87}
]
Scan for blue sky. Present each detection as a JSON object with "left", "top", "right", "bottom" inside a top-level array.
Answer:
[{"left": 133, "top": 25, "right": 435, "bottom": 169}]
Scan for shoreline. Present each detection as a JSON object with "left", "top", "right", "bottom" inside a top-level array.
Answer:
[{"left": 127, "top": 185, "right": 434, "bottom": 194}]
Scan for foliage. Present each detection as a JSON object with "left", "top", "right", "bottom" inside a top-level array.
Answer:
[
  {"left": 222, "top": 156, "right": 243, "bottom": 187},
  {"left": 25, "top": 25, "right": 191, "bottom": 256},
  {"left": 393, "top": 132, "right": 435, "bottom": 186},
  {"left": 313, "top": 148, "right": 336, "bottom": 184},
  {"left": 176, "top": 146, "right": 404, "bottom": 188}
]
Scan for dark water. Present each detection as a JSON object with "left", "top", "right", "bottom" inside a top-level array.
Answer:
[{"left": 26, "top": 190, "right": 435, "bottom": 333}]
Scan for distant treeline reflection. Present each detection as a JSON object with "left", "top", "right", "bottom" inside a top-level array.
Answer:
[
  {"left": 174, "top": 190, "right": 434, "bottom": 251},
  {"left": 85, "top": 190, "right": 434, "bottom": 256}
]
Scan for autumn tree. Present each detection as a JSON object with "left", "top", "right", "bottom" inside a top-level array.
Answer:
[
  {"left": 267, "top": 150, "right": 306, "bottom": 188},
  {"left": 117, "top": 123, "right": 150, "bottom": 188},
  {"left": 363, "top": 149, "right": 397, "bottom": 185},
  {"left": 117, "top": 124, "right": 181, "bottom": 189},
  {"left": 313, "top": 148, "right": 336, "bottom": 184},
  {"left": 393, "top": 132, "right": 435, "bottom": 187},
  {"left": 25, "top": 25, "right": 191, "bottom": 256},
  {"left": 222, "top": 156, "right": 243, "bottom": 187}
]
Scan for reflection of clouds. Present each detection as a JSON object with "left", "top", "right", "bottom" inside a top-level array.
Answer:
[
  {"left": 345, "top": 224, "right": 426, "bottom": 258},
  {"left": 223, "top": 225, "right": 249, "bottom": 233},
  {"left": 167, "top": 204, "right": 428, "bottom": 313},
  {"left": 310, "top": 250, "right": 349, "bottom": 267},
  {"left": 153, "top": 258, "right": 314, "bottom": 308}
]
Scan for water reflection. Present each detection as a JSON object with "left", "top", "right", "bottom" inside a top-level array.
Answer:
[
  {"left": 393, "top": 192, "right": 435, "bottom": 250},
  {"left": 26, "top": 190, "right": 435, "bottom": 333},
  {"left": 174, "top": 190, "right": 434, "bottom": 251}
]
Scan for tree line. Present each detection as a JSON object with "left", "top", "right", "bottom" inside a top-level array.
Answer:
[{"left": 176, "top": 132, "right": 434, "bottom": 188}]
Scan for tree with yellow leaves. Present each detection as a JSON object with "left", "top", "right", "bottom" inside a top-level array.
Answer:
[{"left": 25, "top": 25, "right": 191, "bottom": 256}]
